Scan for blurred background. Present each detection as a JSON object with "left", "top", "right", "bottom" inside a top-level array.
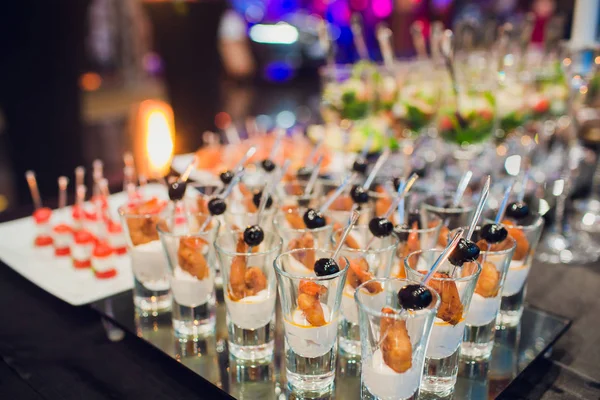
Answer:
[{"left": 0, "top": 0, "right": 596, "bottom": 214}]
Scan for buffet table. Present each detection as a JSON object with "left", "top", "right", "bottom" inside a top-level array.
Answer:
[{"left": 0, "top": 205, "right": 598, "bottom": 400}]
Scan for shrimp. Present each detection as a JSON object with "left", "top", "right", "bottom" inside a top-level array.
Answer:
[
  {"left": 245, "top": 197, "right": 258, "bottom": 213},
  {"left": 426, "top": 273, "right": 463, "bottom": 325},
  {"left": 229, "top": 235, "right": 250, "bottom": 300},
  {"left": 376, "top": 195, "right": 392, "bottom": 217},
  {"left": 347, "top": 258, "right": 383, "bottom": 293},
  {"left": 178, "top": 237, "right": 209, "bottom": 279},
  {"left": 197, "top": 197, "right": 209, "bottom": 214},
  {"left": 245, "top": 267, "right": 267, "bottom": 295},
  {"left": 288, "top": 233, "right": 315, "bottom": 269},
  {"left": 284, "top": 207, "right": 306, "bottom": 229},
  {"left": 380, "top": 307, "right": 413, "bottom": 373},
  {"left": 298, "top": 280, "right": 327, "bottom": 326},
  {"left": 474, "top": 261, "right": 500, "bottom": 298},
  {"left": 437, "top": 225, "right": 449, "bottom": 247},
  {"left": 335, "top": 229, "right": 361, "bottom": 249},
  {"left": 501, "top": 225, "right": 529, "bottom": 261},
  {"left": 401, "top": 221, "right": 421, "bottom": 259}
]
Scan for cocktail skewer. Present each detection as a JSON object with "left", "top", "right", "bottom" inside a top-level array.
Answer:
[
  {"left": 410, "top": 21, "right": 428, "bottom": 60},
  {"left": 363, "top": 149, "right": 390, "bottom": 190},
  {"left": 199, "top": 169, "right": 245, "bottom": 232},
  {"left": 423, "top": 229, "right": 464, "bottom": 283},
  {"left": 304, "top": 156, "right": 324, "bottom": 195},
  {"left": 318, "top": 19, "right": 335, "bottom": 67},
  {"left": 351, "top": 13, "right": 369, "bottom": 60},
  {"left": 319, "top": 173, "right": 354, "bottom": 214},
  {"left": 332, "top": 210, "right": 361, "bottom": 260},
  {"left": 25, "top": 170, "right": 43, "bottom": 210},
  {"left": 53, "top": 176, "right": 72, "bottom": 256},
  {"left": 376, "top": 23, "right": 395, "bottom": 69},
  {"left": 466, "top": 176, "right": 491, "bottom": 241}
]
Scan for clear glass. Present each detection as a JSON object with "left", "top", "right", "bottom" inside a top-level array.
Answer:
[
  {"left": 274, "top": 249, "right": 349, "bottom": 394},
  {"left": 392, "top": 211, "right": 443, "bottom": 279},
  {"left": 451, "top": 228, "right": 517, "bottom": 360},
  {"left": 157, "top": 215, "right": 220, "bottom": 339},
  {"left": 404, "top": 250, "right": 481, "bottom": 395},
  {"left": 273, "top": 207, "right": 333, "bottom": 256},
  {"left": 422, "top": 192, "right": 475, "bottom": 247},
  {"left": 355, "top": 277, "right": 440, "bottom": 400},
  {"left": 223, "top": 205, "right": 278, "bottom": 232},
  {"left": 215, "top": 230, "right": 282, "bottom": 361},
  {"left": 279, "top": 180, "right": 324, "bottom": 209},
  {"left": 495, "top": 214, "right": 544, "bottom": 327},
  {"left": 331, "top": 224, "right": 399, "bottom": 356},
  {"left": 119, "top": 203, "right": 172, "bottom": 316}
]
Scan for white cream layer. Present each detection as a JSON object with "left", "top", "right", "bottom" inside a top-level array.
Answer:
[
  {"left": 171, "top": 266, "right": 214, "bottom": 307},
  {"left": 226, "top": 289, "right": 275, "bottom": 330},
  {"left": 53, "top": 232, "right": 72, "bottom": 249},
  {"left": 130, "top": 240, "right": 170, "bottom": 289},
  {"left": 284, "top": 304, "right": 337, "bottom": 358},
  {"left": 93, "top": 255, "right": 115, "bottom": 273},
  {"left": 466, "top": 293, "right": 501, "bottom": 326},
  {"left": 363, "top": 349, "right": 420, "bottom": 400},
  {"left": 108, "top": 232, "right": 127, "bottom": 249},
  {"left": 427, "top": 318, "right": 465, "bottom": 359},
  {"left": 340, "top": 285, "right": 358, "bottom": 325},
  {"left": 72, "top": 243, "right": 93, "bottom": 261},
  {"left": 501, "top": 260, "right": 529, "bottom": 297}
]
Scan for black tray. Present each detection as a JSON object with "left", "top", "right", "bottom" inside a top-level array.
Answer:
[{"left": 91, "top": 288, "right": 570, "bottom": 399}]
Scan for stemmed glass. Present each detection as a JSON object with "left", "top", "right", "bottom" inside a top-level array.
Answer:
[{"left": 536, "top": 48, "right": 600, "bottom": 264}]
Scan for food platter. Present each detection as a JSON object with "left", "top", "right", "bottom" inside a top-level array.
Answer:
[{"left": 0, "top": 184, "right": 166, "bottom": 305}]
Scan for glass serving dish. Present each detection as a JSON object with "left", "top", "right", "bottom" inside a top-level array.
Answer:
[{"left": 92, "top": 285, "right": 570, "bottom": 399}]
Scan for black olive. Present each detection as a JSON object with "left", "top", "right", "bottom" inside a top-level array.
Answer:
[
  {"left": 448, "top": 238, "right": 480, "bottom": 266},
  {"left": 393, "top": 177, "right": 402, "bottom": 191},
  {"left": 398, "top": 284, "right": 433, "bottom": 310},
  {"left": 168, "top": 181, "right": 187, "bottom": 201},
  {"left": 350, "top": 185, "right": 369, "bottom": 204},
  {"left": 369, "top": 217, "right": 394, "bottom": 238},
  {"left": 261, "top": 159, "right": 276, "bottom": 172},
  {"left": 480, "top": 223, "right": 508, "bottom": 244},
  {"left": 303, "top": 208, "right": 326, "bottom": 229},
  {"left": 353, "top": 159, "right": 368, "bottom": 174},
  {"left": 296, "top": 167, "right": 312, "bottom": 180},
  {"left": 208, "top": 198, "right": 227, "bottom": 216},
  {"left": 314, "top": 258, "right": 340, "bottom": 276},
  {"left": 220, "top": 170, "right": 234, "bottom": 185},
  {"left": 393, "top": 223, "right": 410, "bottom": 242},
  {"left": 243, "top": 225, "right": 264, "bottom": 246},
  {"left": 252, "top": 191, "right": 273, "bottom": 209},
  {"left": 505, "top": 202, "right": 529, "bottom": 220}
]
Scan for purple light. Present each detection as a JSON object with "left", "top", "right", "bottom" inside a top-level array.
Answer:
[
  {"left": 350, "top": 0, "right": 369, "bottom": 11},
  {"left": 330, "top": 0, "right": 351, "bottom": 24},
  {"left": 372, "top": 0, "right": 392, "bottom": 18}
]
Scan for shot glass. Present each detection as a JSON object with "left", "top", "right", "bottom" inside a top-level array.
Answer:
[
  {"left": 355, "top": 278, "right": 440, "bottom": 400},
  {"left": 404, "top": 249, "right": 481, "bottom": 395},
  {"left": 495, "top": 214, "right": 544, "bottom": 326},
  {"left": 279, "top": 179, "right": 324, "bottom": 209},
  {"left": 215, "top": 230, "right": 282, "bottom": 361},
  {"left": 422, "top": 192, "right": 475, "bottom": 248},
  {"left": 224, "top": 204, "right": 278, "bottom": 232},
  {"left": 273, "top": 207, "right": 333, "bottom": 260},
  {"left": 119, "top": 202, "right": 172, "bottom": 315},
  {"left": 275, "top": 249, "right": 349, "bottom": 393},
  {"left": 393, "top": 211, "right": 442, "bottom": 278},
  {"left": 158, "top": 216, "right": 220, "bottom": 339},
  {"left": 451, "top": 227, "right": 516, "bottom": 360},
  {"left": 331, "top": 224, "right": 399, "bottom": 356}
]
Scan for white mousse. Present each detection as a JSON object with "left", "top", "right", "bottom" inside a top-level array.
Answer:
[
  {"left": 171, "top": 266, "right": 214, "bottom": 307},
  {"left": 226, "top": 289, "right": 275, "bottom": 330},
  {"left": 72, "top": 243, "right": 93, "bottom": 262},
  {"left": 340, "top": 285, "right": 358, "bottom": 325},
  {"left": 501, "top": 260, "right": 529, "bottom": 297},
  {"left": 53, "top": 231, "right": 72, "bottom": 249},
  {"left": 284, "top": 304, "right": 337, "bottom": 358},
  {"left": 92, "top": 255, "right": 114, "bottom": 273},
  {"left": 130, "top": 240, "right": 170, "bottom": 291},
  {"left": 427, "top": 319, "right": 465, "bottom": 359},
  {"left": 466, "top": 294, "right": 501, "bottom": 326},
  {"left": 363, "top": 349, "right": 420, "bottom": 400}
]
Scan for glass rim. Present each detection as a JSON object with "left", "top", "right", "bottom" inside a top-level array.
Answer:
[
  {"left": 486, "top": 213, "right": 544, "bottom": 231},
  {"left": 214, "top": 230, "right": 282, "bottom": 257},
  {"left": 450, "top": 226, "right": 517, "bottom": 256},
  {"left": 156, "top": 220, "right": 221, "bottom": 238},
  {"left": 353, "top": 277, "right": 441, "bottom": 318},
  {"left": 274, "top": 248, "right": 349, "bottom": 281},
  {"left": 117, "top": 203, "right": 170, "bottom": 219},
  {"left": 393, "top": 214, "right": 443, "bottom": 235},
  {"left": 226, "top": 204, "right": 279, "bottom": 216},
  {"left": 331, "top": 225, "right": 399, "bottom": 254},
  {"left": 273, "top": 213, "right": 333, "bottom": 234},
  {"left": 422, "top": 193, "right": 475, "bottom": 213},
  {"left": 404, "top": 249, "right": 482, "bottom": 282}
]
